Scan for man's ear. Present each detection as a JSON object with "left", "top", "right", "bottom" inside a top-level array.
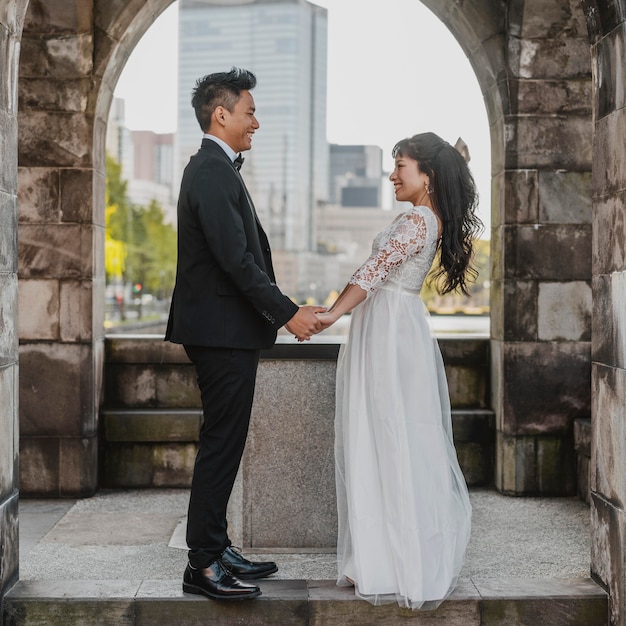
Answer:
[{"left": 213, "top": 105, "right": 227, "bottom": 128}]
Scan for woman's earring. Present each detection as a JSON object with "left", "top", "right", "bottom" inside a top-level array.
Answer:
[{"left": 425, "top": 181, "right": 434, "bottom": 195}]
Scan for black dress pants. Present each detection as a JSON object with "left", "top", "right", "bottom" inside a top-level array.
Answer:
[{"left": 183, "top": 344, "right": 260, "bottom": 568}]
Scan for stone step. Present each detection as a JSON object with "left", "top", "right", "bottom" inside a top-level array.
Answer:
[{"left": 3, "top": 577, "right": 607, "bottom": 625}]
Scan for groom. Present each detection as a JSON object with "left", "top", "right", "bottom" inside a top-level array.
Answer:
[{"left": 166, "top": 67, "right": 323, "bottom": 600}]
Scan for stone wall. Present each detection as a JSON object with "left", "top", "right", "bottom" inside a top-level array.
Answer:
[
  {"left": 101, "top": 336, "right": 493, "bottom": 549},
  {"left": 584, "top": 0, "right": 626, "bottom": 623},
  {"left": 0, "top": 0, "right": 27, "bottom": 612}
]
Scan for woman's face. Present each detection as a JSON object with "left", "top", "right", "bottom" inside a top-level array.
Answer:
[{"left": 389, "top": 153, "right": 431, "bottom": 206}]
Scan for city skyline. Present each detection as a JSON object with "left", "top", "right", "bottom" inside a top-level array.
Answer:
[{"left": 114, "top": 0, "right": 492, "bottom": 234}]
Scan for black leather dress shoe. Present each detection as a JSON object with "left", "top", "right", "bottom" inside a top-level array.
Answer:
[
  {"left": 221, "top": 546, "right": 278, "bottom": 580},
  {"left": 182, "top": 560, "right": 261, "bottom": 600}
]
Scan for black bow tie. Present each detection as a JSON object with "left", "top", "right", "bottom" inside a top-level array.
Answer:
[{"left": 234, "top": 154, "right": 245, "bottom": 170}]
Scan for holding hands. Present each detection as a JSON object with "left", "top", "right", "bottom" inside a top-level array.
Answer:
[
  {"left": 285, "top": 283, "right": 367, "bottom": 341},
  {"left": 285, "top": 305, "right": 327, "bottom": 342}
]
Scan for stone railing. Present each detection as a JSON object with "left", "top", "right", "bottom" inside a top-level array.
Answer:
[{"left": 102, "top": 333, "right": 494, "bottom": 549}]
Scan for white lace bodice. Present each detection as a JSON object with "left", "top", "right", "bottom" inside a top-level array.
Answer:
[{"left": 349, "top": 205, "right": 439, "bottom": 296}]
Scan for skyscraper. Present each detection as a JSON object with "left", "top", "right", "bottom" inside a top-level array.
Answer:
[{"left": 177, "top": 0, "right": 329, "bottom": 253}]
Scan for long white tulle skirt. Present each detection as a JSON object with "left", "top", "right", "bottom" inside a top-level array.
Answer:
[{"left": 335, "top": 286, "right": 472, "bottom": 610}]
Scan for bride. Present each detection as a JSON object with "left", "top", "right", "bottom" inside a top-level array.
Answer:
[{"left": 316, "top": 132, "right": 482, "bottom": 610}]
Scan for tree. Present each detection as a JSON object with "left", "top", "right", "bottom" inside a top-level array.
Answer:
[{"left": 105, "top": 154, "right": 177, "bottom": 301}]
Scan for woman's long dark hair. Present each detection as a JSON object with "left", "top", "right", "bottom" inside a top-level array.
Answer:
[{"left": 392, "top": 132, "right": 483, "bottom": 296}]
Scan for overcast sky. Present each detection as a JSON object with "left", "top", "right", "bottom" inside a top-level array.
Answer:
[{"left": 114, "top": 0, "right": 491, "bottom": 231}]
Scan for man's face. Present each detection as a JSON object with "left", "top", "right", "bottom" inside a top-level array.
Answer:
[{"left": 223, "top": 90, "right": 259, "bottom": 153}]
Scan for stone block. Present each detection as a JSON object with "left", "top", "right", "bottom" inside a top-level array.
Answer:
[
  {"left": 538, "top": 170, "right": 592, "bottom": 224},
  {"left": 446, "top": 365, "right": 488, "bottom": 408},
  {"left": 502, "top": 279, "right": 538, "bottom": 341},
  {"left": 59, "top": 280, "right": 93, "bottom": 341},
  {"left": 59, "top": 436, "right": 97, "bottom": 497},
  {"left": 503, "top": 224, "right": 591, "bottom": 280},
  {"left": 19, "top": 437, "right": 60, "bottom": 496},
  {"left": 592, "top": 363, "right": 626, "bottom": 508},
  {"left": 0, "top": 191, "right": 17, "bottom": 272},
  {"left": 19, "top": 341, "right": 96, "bottom": 436},
  {"left": 18, "top": 110, "right": 92, "bottom": 168},
  {"left": 18, "top": 223, "right": 93, "bottom": 278},
  {"left": 23, "top": 0, "right": 92, "bottom": 33},
  {"left": 578, "top": 454, "right": 591, "bottom": 504},
  {"left": 592, "top": 110, "right": 626, "bottom": 197},
  {"left": 583, "top": 0, "right": 623, "bottom": 44},
  {"left": 496, "top": 432, "right": 537, "bottom": 494},
  {"left": 505, "top": 116, "right": 592, "bottom": 170},
  {"left": 514, "top": 78, "right": 592, "bottom": 115},
  {"left": 152, "top": 444, "right": 197, "bottom": 488},
  {"left": 592, "top": 24, "right": 626, "bottom": 120},
  {"left": 0, "top": 273, "right": 17, "bottom": 356},
  {"left": 0, "top": 109, "right": 17, "bottom": 192},
  {"left": 135, "top": 580, "right": 309, "bottom": 626},
  {"left": 102, "top": 443, "right": 197, "bottom": 489},
  {"left": 102, "top": 443, "right": 153, "bottom": 488},
  {"left": 243, "top": 360, "right": 337, "bottom": 548},
  {"left": 575, "top": 416, "right": 592, "bottom": 456},
  {"left": 92, "top": 168, "right": 105, "bottom": 227},
  {"left": 18, "top": 77, "right": 90, "bottom": 112},
  {"left": 504, "top": 169, "right": 538, "bottom": 223},
  {"left": 155, "top": 365, "right": 201, "bottom": 408},
  {"left": 309, "top": 578, "right": 481, "bottom": 625},
  {"left": 512, "top": 36, "right": 591, "bottom": 80},
  {"left": 591, "top": 492, "right": 625, "bottom": 625},
  {"left": 456, "top": 441, "right": 494, "bottom": 486},
  {"left": 477, "top": 577, "right": 608, "bottom": 626},
  {"left": 509, "top": 0, "right": 587, "bottom": 40},
  {"left": 0, "top": 363, "right": 17, "bottom": 499},
  {"left": 0, "top": 2, "right": 27, "bottom": 35},
  {"left": 592, "top": 192, "right": 626, "bottom": 276},
  {"left": 16, "top": 166, "right": 60, "bottom": 222},
  {"left": 59, "top": 167, "right": 93, "bottom": 222},
  {"left": 501, "top": 341, "right": 591, "bottom": 436},
  {"left": 102, "top": 409, "right": 202, "bottom": 443},
  {"left": 18, "top": 33, "right": 93, "bottom": 80},
  {"left": 592, "top": 272, "right": 626, "bottom": 370},
  {"left": 106, "top": 336, "right": 189, "bottom": 365},
  {"left": 538, "top": 281, "right": 592, "bottom": 341},
  {"left": 537, "top": 435, "right": 576, "bottom": 495},
  {"left": 18, "top": 278, "right": 59, "bottom": 340},
  {"left": 0, "top": 492, "right": 18, "bottom": 599},
  {"left": 104, "top": 364, "right": 158, "bottom": 408}
]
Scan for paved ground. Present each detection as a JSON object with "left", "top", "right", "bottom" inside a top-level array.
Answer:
[{"left": 19, "top": 488, "right": 591, "bottom": 583}]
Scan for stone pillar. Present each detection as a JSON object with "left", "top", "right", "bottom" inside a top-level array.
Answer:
[
  {"left": 17, "top": 1, "right": 104, "bottom": 496},
  {"left": 584, "top": 1, "right": 626, "bottom": 623},
  {"left": 490, "top": 0, "right": 593, "bottom": 495},
  {"left": 0, "top": 0, "right": 28, "bottom": 611}
]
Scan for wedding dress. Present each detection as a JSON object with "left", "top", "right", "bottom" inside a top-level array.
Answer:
[{"left": 335, "top": 204, "right": 472, "bottom": 610}]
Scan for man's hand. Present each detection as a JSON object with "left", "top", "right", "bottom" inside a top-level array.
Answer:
[{"left": 285, "top": 305, "right": 326, "bottom": 341}]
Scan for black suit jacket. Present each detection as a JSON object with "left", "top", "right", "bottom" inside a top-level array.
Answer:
[{"left": 165, "top": 139, "right": 298, "bottom": 349}]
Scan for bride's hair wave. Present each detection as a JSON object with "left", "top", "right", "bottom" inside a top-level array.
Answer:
[{"left": 392, "top": 132, "right": 483, "bottom": 296}]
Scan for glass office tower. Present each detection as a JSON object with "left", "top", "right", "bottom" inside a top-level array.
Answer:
[{"left": 177, "top": 0, "right": 329, "bottom": 252}]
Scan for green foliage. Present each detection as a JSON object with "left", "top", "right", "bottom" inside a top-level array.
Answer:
[{"left": 105, "top": 154, "right": 177, "bottom": 298}]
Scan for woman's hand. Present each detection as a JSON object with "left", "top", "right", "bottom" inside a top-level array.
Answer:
[{"left": 315, "top": 311, "right": 337, "bottom": 331}]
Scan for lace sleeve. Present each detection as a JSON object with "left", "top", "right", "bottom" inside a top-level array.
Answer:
[{"left": 349, "top": 209, "right": 429, "bottom": 295}]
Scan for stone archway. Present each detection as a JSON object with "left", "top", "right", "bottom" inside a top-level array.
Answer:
[{"left": 5, "top": 0, "right": 625, "bottom": 620}]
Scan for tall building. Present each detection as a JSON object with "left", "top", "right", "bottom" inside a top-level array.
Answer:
[
  {"left": 177, "top": 0, "right": 329, "bottom": 252},
  {"left": 329, "top": 144, "right": 384, "bottom": 207},
  {"left": 130, "top": 130, "right": 177, "bottom": 223}
]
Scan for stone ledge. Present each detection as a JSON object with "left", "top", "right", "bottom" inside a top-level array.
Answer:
[{"left": 3, "top": 577, "right": 608, "bottom": 626}]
